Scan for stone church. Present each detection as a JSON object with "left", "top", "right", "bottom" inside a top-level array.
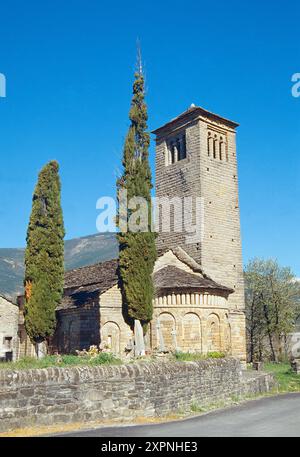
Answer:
[{"left": 49, "top": 105, "right": 247, "bottom": 363}]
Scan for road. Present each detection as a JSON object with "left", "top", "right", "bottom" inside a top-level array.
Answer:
[{"left": 57, "top": 393, "right": 300, "bottom": 437}]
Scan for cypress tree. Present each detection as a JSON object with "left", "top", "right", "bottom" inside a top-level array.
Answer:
[
  {"left": 117, "top": 56, "right": 157, "bottom": 331},
  {"left": 24, "top": 161, "right": 65, "bottom": 355}
]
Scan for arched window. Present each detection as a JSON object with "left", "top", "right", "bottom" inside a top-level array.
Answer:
[
  {"left": 179, "top": 136, "right": 187, "bottom": 160},
  {"left": 157, "top": 312, "right": 176, "bottom": 351},
  {"left": 224, "top": 314, "right": 232, "bottom": 354},
  {"left": 207, "top": 132, "right": 214, "bottom": 157},
  {"left": 182, "top": 313, "right": 202, "bottom": 352},
  {"left": 219, "top": 138, "right": 225, "bottom": 161},
  {"left": 207, "top": 132, "right": 211, "bottom": 156},
  {"left": 213, "top": 135, "right": 218, "bottom": 159},
  {"left": 207, "top": 314, "right": 221, "bottom": 352},
  {"left": 101, "top": 321, "right": 121, "bottom": 354},
  {"left": 166, "top": 132, "right": 187, "bottom": 165}
]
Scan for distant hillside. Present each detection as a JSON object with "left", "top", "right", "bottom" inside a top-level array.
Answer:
[
  {"left": 0, "top": 233, "right": 118, "bottom": 301},
  {"left": 0, "top": 249, "right": 25, "bottom": 301}
]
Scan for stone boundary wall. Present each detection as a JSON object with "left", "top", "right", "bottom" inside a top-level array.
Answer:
[{"left": 0, "top": 358, "right": 274, "bottom": 432}]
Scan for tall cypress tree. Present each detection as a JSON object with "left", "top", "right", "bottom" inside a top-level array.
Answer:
[
  {"left": 24, "top": 161, "right": 65, "bottom": 355},
  {"left": 117, "top": 56, "right": 157, "bottom": 331}
]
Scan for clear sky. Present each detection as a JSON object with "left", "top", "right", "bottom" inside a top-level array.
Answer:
[{"left": 0, "top": 0, "right": 299, "bottom": 274}]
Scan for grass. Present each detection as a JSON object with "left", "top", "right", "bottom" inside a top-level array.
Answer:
[
  {"left": 174, "top": 351, "right": 225, "bottom": 362},
  {"left": 264, "top": 362, "right": 300, "bottom": 393},
  {"left": 190, "top": 401, "right": 205, "bottom": 413},
  {"left": 0, "top": 353, "right": 122, "bottom": 370},
  {"left": 0, "top": 350, "right": 225, "bottom": 370}
]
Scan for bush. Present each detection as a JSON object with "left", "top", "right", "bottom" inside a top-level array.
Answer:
[
  {"left": 60, "top": 355, "right": 82, "bottom": 365},
  {"left": 88, "top": 352, "right": 121, "bottom": 365},
  {"left": 207, "top": 352, "right": 226, "bottom": 359},
  {"left": 0, "top": 352, "right": 121, "bottom": 370},
  {"left": 174, "top": 351, "right": 225, "bottom": 362}
]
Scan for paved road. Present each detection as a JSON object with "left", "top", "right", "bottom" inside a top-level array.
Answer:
[{"left": 58, "top": 393, "right": 300, "bottom": 437}]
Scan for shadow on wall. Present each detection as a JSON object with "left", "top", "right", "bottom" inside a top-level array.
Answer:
[{"left": 51, "top": 291, "right": 100, "bottom": 354}]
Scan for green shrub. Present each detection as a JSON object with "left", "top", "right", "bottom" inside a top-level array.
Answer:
[
  {"left": 190, "top": 401, "right": 205, "bottom": 413},
  {"left": 88, "top": 353, "right": 121, "bottom": 365},
  {"left": 0, "top": 355, "right": 58, "bottom": 370},
  {"left": 60, "top": 355, "right": 83, "bottom": 365},
  {"left": 0, "top": 352, "right": 121, "bottom": 370},
  {"left": 174, "top": 351, "right": 225, "bottom": 362},
  {"left": 207, "top": 352, "right": 226, "bottom": 359}
]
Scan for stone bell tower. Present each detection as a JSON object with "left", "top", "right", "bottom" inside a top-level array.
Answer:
[{"left": 152, "top": 105, "right": 246, "bottom": 360}]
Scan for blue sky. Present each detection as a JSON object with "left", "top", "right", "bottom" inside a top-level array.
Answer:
[{"left": 0, "top": 0, "right": 299, "bottom": 274}]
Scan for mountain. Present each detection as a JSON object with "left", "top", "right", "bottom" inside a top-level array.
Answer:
[
  {"left": 0, "top": 249, "right": 25, "bottom": 301},
  {"left": 0, "top": 233, "right": 118, "bottom": 301}
]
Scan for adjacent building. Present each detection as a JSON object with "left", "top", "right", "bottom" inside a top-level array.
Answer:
[{"left": 0, "top": 295, "right": 19, "bottom": 361}]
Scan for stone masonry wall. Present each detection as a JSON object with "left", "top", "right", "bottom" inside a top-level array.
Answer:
[
  {"left": 52, "top": 305, "right": 101, "bottom": 355},
  {"left": 155, "top": 120, "right": 202, "bottom": 262},
  {"left": 0, "top": 358, "right": 274, "bottom": 432},
  {"left": 100, "top": 284, "right": 133, "bottom": 353},
  {"left": 198, "top": 118, "right": 245, "bottom": 313},
  {"left": 198, "top": 118, "right": 246, "bottom": 361}
]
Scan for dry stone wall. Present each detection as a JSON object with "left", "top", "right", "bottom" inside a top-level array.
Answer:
[{"left": 0, "top": 358, "right": 274, "bottom": 432}]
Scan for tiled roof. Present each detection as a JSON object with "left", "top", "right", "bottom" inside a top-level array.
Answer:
[
  {"left": 58, "top": 290, "right": 100, "bottom": 311},
  {"left": 64, "top": 258, "right": 118, "bottom": 290},
  {"left": 59, "top": 258, "right": 119, "bottom": 310},
  {"left": 152, "top": 105, "right": 239, "bottom": 136},
  {"left": 153, "top": 266, "right": 233, "bottom": 294},
  {"left": 58, "top": 253, "right": 233, "bottom": 310}
]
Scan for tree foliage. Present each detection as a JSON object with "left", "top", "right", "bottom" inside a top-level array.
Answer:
[
  {"left": 245, "top": 258, "right": 300, "bottom": 362},
  {"left": 117, "top": 60, "right": 157, "bottom": 329},
  {"left": 24, "top": 161, "right": 65, "bottom": 344}
]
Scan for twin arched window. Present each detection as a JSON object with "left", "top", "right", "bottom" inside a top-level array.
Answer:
[
  {"left": 166, "top": 133, "right": 187, "bottom": 165},
  {"left": 207, "top": 131, "right": 228, "bottom": 161}
]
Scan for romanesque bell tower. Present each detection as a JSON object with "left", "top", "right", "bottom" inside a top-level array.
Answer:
[{"left": 152, "top": 105, "right": 246, "bottom": 358}]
